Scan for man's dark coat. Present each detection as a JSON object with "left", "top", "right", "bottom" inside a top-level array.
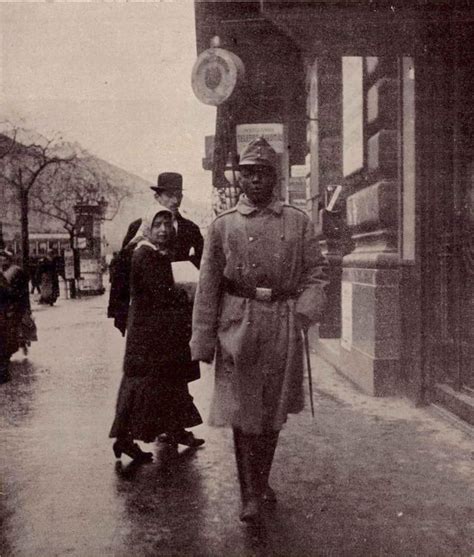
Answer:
[{"left": 107, "top": 212, "right": 204, "bottom": 343}]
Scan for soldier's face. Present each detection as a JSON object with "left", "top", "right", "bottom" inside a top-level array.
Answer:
[{"left": 239, "top": 165, "right": 276, "bottom": 206}]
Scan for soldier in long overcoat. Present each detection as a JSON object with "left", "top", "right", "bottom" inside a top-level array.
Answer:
[{"left": 191, "top": 137, "right": 327, "bottom": 521}]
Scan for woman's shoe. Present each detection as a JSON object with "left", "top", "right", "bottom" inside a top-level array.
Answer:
[
  {"left": 113, "top": 440, "right": 153, "bottom": 462},
  {"left": 173, "top": 430, "right": 205, "bottom": 448},
  {"left": 158, "top": 433, "right": 176, "bottom": 445}
]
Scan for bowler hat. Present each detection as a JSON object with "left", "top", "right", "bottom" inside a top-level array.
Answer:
[
  {"left": 239, "top": 137, "right": 277, "bottom": 168},
  {"left": 150, "top": 172, "right": 183, "bottom": 193}
]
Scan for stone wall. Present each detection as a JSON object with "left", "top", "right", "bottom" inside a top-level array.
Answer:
[{"left": 340, "top": 57, "right": 402, "bottom": 396}]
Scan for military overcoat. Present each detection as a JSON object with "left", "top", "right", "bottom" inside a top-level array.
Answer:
[{"left": 190, "top": 196, "right": 327, "bottom": 434}]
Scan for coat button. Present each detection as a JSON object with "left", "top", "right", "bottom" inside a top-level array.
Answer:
[
  {"left": 249, "top": 236, "right": 254, "bottom": 242},
  {"left": 251, "top": 263, "right": 257, "bottom": 268}
]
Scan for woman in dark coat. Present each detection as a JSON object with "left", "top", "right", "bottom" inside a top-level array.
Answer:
[
  {"left": 109, "top": 207, "right": 204, "bottom": 462},
  {"left": 37, "top": 252, "right": 59, "bottom": 305},
  {"left": 0, "top": 250, "right": 31, "bottom": 383}
]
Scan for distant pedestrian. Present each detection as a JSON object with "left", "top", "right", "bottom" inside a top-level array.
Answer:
[
  {"left": 37, "top": 251, "right": 59, "bottom": 306},
  {"left": 191, "top": 138, "right": 327, "bottom": 521},
  {"left": 29, "top": 257, "right": 41, "bottom": 294},
  {"left": 0, "top": 250, "right": 32, "bottom": 383},
  {"left": 109, "top": 206, "right": 204, "bottom": 462}
]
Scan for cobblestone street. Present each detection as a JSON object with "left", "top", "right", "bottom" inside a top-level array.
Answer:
[{"left": 0, "top": 292, "right": 473, "bottom": 556}]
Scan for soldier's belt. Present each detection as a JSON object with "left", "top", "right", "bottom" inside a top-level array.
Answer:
[{"left": 223, "top": 278, "right": 297, "bottom": 302}]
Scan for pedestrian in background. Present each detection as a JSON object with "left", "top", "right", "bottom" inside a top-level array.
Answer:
[
  {"left": 36, "top": 251, "right": 60, "bottom": 306},
  {"left": 108, "top": 172, "right": 203, "bottom": 336},
  {"left": 191, "top": 138, "right": 327, "bottom": 522},
  {"left": 109, "top": 206, "right": 204, "bottom": 462},
  {"left": 0, "top": 250, "right": 32, "bottom": 383},
  {"left": 29, "top": 256, "right": 41, "bottom": 295}
]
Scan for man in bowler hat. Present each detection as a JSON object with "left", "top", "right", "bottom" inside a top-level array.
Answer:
[
  {"left": 191, "top": 138, "right": 327, "bottom": 522},
  {"left": 108, "top": 172, "right": 204, "bottom": 334}
]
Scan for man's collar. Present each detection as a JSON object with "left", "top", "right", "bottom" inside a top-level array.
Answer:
[{"left": 236, "top": 195, "right": 284, "bottom": 215}]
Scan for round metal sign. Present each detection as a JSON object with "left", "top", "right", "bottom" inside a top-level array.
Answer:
[{"left": 191, "top": 47, "right": 245, "bottom": 106}]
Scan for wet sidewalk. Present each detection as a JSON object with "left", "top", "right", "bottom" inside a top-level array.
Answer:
[{"left": 0, "top": 294, "right": 473, "bottom": 556}]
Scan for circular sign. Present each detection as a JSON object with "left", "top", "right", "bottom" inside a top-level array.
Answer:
[{"left": 191, "top": 48, "right": 245, "bottom": 106}]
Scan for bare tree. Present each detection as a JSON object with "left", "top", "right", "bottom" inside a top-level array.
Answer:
[
  {"left": 0, "top": 125, "right": 76, "bottom": 268},
  {"left": 30, "top": 155, "right": 131, "bottom": 249},
  {"left": 0, "top": 128, "right": 18, "bottom": 159}
]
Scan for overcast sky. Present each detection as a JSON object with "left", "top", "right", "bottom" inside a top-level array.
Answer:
[{"left": 0, "top": 1, "right": 215, "bottom": 204}]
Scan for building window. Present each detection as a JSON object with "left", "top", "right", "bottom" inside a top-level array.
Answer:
[
  {"left": 401, "top": 57, "right": 416, "bottom": 261},
  {"left": 342, "top": 56, "right": 364, "bottom": 177}
]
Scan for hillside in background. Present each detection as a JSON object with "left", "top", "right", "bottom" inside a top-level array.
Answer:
[{"left": 0, "top": 128, "right": 213, "bottom": 253}]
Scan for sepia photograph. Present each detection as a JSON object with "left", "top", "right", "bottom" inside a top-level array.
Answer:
[{"left": 0, "top": 1, "right": 473, "bottom": 555}]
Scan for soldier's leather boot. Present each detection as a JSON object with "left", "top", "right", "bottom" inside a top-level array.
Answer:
[{"left": 233, "top": 428, "right": 261, "bottom": 522}]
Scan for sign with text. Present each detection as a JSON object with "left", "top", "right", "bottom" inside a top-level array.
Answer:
[
  {"left": 236, "top": 123, "right": 285, "bottom": 154},
  {"left": 288, "top": 177, "right": 309, "bottom": 214},
  {"left": 288, "top": 176, "right": 306, "bottom": 196}
]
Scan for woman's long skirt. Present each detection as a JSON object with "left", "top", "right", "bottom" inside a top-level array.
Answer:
[{"left": 109, "top": 370, "right": 202, "bottom": 443}]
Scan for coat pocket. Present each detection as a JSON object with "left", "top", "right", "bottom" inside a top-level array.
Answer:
[{"left": 218, "top": 293, "right": 246, "bottom": 331}]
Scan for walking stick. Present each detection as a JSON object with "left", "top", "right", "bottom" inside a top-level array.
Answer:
[{"left": 302, "top": 328, "right": 315, "bottom": 418}]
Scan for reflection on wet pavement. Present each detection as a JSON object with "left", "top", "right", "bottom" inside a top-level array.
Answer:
[{"left": 1, "top": 295, "right": 473, "bottom": 556}]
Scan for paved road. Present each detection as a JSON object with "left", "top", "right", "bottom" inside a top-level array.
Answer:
[{"left": 0, "top": 293, "right": 473, "bottom": 556}]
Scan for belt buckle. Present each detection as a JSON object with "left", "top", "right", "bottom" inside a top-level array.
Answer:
[{"left": 255, "top": 287, "right": 272, "bottom": 302}]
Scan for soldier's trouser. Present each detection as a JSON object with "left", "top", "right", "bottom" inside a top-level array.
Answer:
[{"left": 232, "top": 428, "right": 280, "bottom": 503}]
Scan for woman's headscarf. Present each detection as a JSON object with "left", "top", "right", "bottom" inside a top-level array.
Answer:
[{"left": 128, "top": 204, "right": 174, "bottom": 251}]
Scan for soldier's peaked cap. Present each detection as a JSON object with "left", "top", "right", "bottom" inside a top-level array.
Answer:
[
  {"left": 239, "top": 137, "right": 277, "bottom": 168},
  {"left": 150, "top": 172, "right": 183, "bottom": 193}
]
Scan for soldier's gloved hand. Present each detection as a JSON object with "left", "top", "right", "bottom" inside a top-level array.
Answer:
[
  {"left": 193, "top": 355, "right": 213, "bottom": 364},
  {"left": 295, "top": 313, "right": 312, "bottom": 331}
]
